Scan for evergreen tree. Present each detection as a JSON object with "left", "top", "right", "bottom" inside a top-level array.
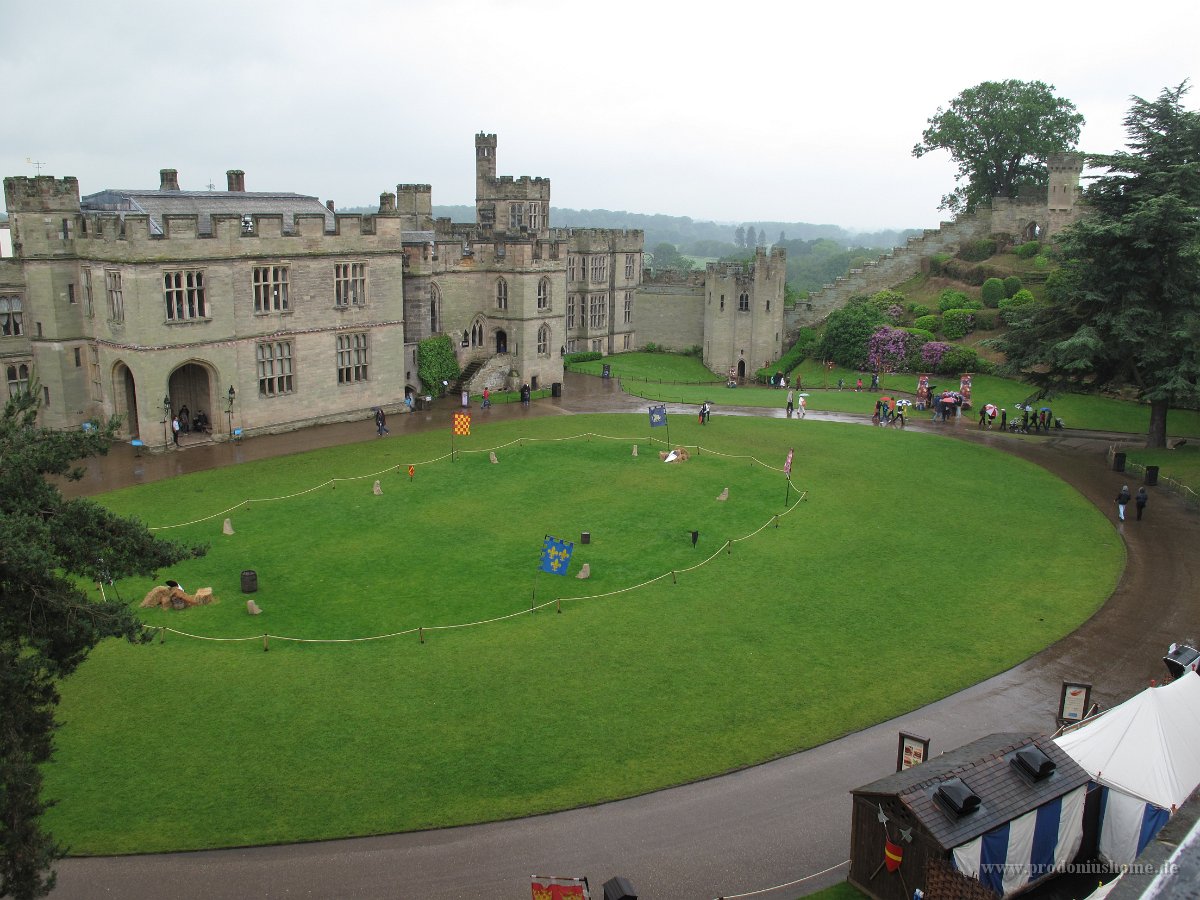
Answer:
[
  {"left": 733, "top": 225, "right": 745, "bottom": 248},
  {"left": 745, "top": 225, "right": 757, "bottom": 248},
  {"left": 996, "top": 83, "right": 1200, "bottom": 447},
  {"left": 0, "top": 389, "right": 204, "bottom": 898}
]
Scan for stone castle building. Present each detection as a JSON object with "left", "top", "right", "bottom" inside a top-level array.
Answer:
[{"left": 1, "top": 134, "right": 785, "bottom": 449}]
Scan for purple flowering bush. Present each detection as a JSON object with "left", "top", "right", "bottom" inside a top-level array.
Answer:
[{"left": 866, "top": 326, "right": 914, "bottom": 374}]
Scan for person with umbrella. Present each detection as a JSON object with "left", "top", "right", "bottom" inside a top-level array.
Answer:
[
  {"left": 894, "top": 398, "right": 911, "bottom": 427},
  {"left": 798, "top": 393, "right": 808, "bottom": 418}
]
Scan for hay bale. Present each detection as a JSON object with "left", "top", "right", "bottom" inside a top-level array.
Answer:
[
  {"left": 576, "top": 563, "right": 591, "bottom": 579},
  {"left": 223, "top": 517, "right": 234, "bottom": 535},
  {"left": 716, "top": 487, "right": 729, "bottom": 501},
  {"left": 141, "top": 585, "right": 171, "bottom": 608},
  {"left": 373, "top": 479, "right": 383, "bottom": 495},
  {"left": 246, "top": 599, "right": 262, "bottom": 615},
  {"left": 194, "top": 587, "right": 214, "bottom": 605}
]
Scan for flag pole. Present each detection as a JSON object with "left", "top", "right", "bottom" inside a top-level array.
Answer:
[{"left": 784, "top": 475, "right": 791, "bottom": 507}]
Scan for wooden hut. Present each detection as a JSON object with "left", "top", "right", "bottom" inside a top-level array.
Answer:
[{"left": 850, "top": 733, "right": 1090, "bottom": 900}]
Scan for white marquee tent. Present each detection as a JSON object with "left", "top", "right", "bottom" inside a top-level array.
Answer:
[{"left": 1054, "top": 672, "right": 1200, "bottom": 865}]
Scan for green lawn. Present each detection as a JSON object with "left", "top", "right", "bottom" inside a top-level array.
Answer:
[{"left": 47, "top": 414, "right": 1121, "bottom": 855}]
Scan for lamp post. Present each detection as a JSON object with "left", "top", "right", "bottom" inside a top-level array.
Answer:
[
  {"left": 225, "top": 385, "right": 236, "bottom": 436},
  {"left": 162, "top": 395, "right": 171, "bottom": 444}
]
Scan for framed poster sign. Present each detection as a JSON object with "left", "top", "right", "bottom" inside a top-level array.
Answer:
[
  {"left": 896, "top": 732, "right": 930, "bottom": 772},
  {"left": 1058, "top": 681, "right": 1092, "bottom": 724}
]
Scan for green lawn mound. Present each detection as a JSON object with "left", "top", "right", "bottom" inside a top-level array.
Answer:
[{"left": 48, "top": 415, "right": 1121, "bottom": 855}]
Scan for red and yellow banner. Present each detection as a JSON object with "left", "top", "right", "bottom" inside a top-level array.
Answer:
[
  {"left": 452, "top": 412, "right": 471, "bottom": 436},
  {"left": 531, "top": 878, "right": 588, "bottom": 900}
]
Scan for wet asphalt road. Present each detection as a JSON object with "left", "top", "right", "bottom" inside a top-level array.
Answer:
[{"left": 49, "top": 375, "right": 1198, "bottom": 899}]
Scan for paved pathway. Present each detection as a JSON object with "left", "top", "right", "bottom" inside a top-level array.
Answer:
[{"left": 49, "top": 377, "right": 1198, "bottom": 899}]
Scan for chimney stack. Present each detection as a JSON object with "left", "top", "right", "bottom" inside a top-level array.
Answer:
[
  {"left": 226, "top": 170, "right": 246, "bottom": 192},
  {"left": 160, "top": 169, "right": 180, "bottom": 191},
  {"left": 326, "top": 200, "right": 335, "bottom": 212}
]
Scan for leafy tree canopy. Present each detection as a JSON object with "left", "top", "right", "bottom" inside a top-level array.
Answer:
[
  {"left": 995, "top": 83, "right": 1200, "bottom": 447},
  {"left": 1, "top": 389, "right": 204, "bottom": 898},
  {"left": 913, "top": 79, "right": 1084, "bottom": 214}
]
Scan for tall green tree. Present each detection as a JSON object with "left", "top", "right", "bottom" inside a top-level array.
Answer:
[
  {"left": 745, "top": 225, "right": 758, "bottom": 248},
  {"left": 996, "top": 83, "right": 1200, "bottom": 448},
  {"left": 733, "top": 226, "right": 745, "bottom": 248},
  {"left": 913, "top": 79, "right": 1084, "bottom": 214},
  {"left": 0, "top": 389, "right": 204, "bottom": 899}
]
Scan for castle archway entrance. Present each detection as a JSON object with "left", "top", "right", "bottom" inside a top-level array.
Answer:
[
  {"left": 167, "top": 363, "right": 214, "bottom": 435},
  {"left": 737, "top": 359, "right": 746, "bottom": 380},
  {"left": 113, "top": 362, "right": 139, "bottom": 440},
  {"left": 495, "top": 329, "right": 508, "bottom": 354}
]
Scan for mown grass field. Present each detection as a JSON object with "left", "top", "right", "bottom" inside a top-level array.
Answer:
[{"left": 47, "top": 413, "right": 1121, "bottom": 855}]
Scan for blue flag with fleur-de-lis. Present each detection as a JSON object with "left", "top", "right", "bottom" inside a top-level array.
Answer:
[
  {"left": 539, "top": 535, "right": 575, "bottom": 576},
  {"left": 648, "top": 405, "right": 667, "bottom": 428}
]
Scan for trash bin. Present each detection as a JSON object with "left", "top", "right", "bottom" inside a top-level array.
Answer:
[
  {"left": 1145, "top": 465, "right": 1159, "bottom": 486},
  {"left": 602, "top": 876, "right": 637, "bottom": 900},
  {"left": 552, "top": 382, "right": 562, "bottom": 398},
  {"left": 1112, "top": 451, "right": 1126, "bottom": 472},
  {"left": 241, "top": 570, "right": 258, "bottom": 593}
]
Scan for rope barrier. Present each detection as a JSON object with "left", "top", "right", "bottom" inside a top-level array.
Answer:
[
  {"left": 137, "top": 433, "right": 810, "bottom": 646},
  {"left": 712, "top": 859, "right": 849, "bottom": 899}
]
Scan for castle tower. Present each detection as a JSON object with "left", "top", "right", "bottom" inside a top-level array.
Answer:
[
  {"left": 473, "top": 133, "right": 550, "bottom": 237},
  {"left": 1045, "top": 151, "right": 1085, "bottom": 237}
]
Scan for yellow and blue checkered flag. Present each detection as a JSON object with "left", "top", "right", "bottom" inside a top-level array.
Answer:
[{"left": 539, "top": 535, "right": 574, "bottom": 576}]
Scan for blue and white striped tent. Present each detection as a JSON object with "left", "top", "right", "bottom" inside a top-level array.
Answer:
[
  {"left": 951, "top": 785, "right": 1086, "bottom": 896},
  {"left": 1054, "top": 672, "right": 1200, "bottom": 866}
]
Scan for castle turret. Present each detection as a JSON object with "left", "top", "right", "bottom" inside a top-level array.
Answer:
[{"left": 1045, "top": 151, "right": 1085, "bottom": 237}]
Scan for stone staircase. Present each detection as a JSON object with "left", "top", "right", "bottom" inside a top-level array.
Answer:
[{"left": 453, "top": 358, "right": 486, "bottom": 392}]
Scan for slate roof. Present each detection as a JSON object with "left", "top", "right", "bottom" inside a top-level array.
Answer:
[
  {"left": 80, "top": 189, "right": 335, "bottom": 235},
  {"left": 853, "top": 733, "right": 1090, "bottom": 849}
]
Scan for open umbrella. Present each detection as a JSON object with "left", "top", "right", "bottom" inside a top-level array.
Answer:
[
  {"left": 896, "top": 399, "right": 913, "bottom": 407},
  {"left": 797, "top": 393, "right": 809, "bottom": 397},
  {"left": 985, "top": 404, "right": 998, "bottom": 415}
]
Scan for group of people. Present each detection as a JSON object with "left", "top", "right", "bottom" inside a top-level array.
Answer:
[
  {"left": 169, "top": 404, "right": 210, "bottom": 446},
  {"left": 1116, "top": 484, "right": 1149, "bottom": 521},
  {"left": 784, "top": 390, "right": 806, "bottom": 418},
  {"left": 873, "top": 397, "right": 905, "bottom": 427}
]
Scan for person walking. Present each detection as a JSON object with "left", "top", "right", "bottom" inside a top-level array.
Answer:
[
  {"left": 1000, "top": 408, "right": 1007, "bottom": 431},
  {"left": 375, "top": 407, "right": 389, "bottom": 436},
  {"left": 1136, "top": 487, "right": 1148, "bottom": 520},
  {"left": 482, "top": 387, "right": 491, "bottom": 409},
  {"left": 1116, "top": 484, "right": 1131, "bottom": 521},
  {"left": 785, "top": 389, "right": 794, "bottom": 417},
  {"left": 855, "top": 377, "right": 862, "bottom": 392},
  {"left": 798, "top": 395, "right": 806, "bottom": 418},
  {"left": 171, "top": 415, "right": 181, "bottom": 447}
]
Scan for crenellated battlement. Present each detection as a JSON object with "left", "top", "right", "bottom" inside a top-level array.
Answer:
[{"left": 4, "top": 175, "right": 81, "bottom": 212}]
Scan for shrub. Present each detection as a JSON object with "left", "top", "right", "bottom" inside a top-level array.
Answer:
[
  {"left": 1014, "top": 241, "right": 1041, "bottom": 259},
  {"left": 643, "top": 342, "right": 662, "bottom": 353},
  {"left": 973, "top": 308, "right": 1001, "bottom": 330},
  {"left": 980, "top": 277, "right": 1007, "bottom": 306},
  {"left": 869, "top": 289, "right": 907, "bottom": 312},
  {"left": 417, "top": 335, "right": 461, "bottom": 396},
  {"left": 564, "top": 351, "right": 602, "bottom": 364},
  {"left": 938, "top": 289, "right": 970, "bottom": 312},
  {"left": 956, "top": 238, "right": 997, "bottom": 262},
  {"left": 1003, "top": 275, "right": 1022, "bottom": 298},
  {"left": 816, "top": 299, "right": 886, "bottom": 369},
  {"left": 998, "top": 289, "right": 1037, "bottom": 324},
  {"left": 927, "top": 253, "right": 952, "bottom": 277},
  {"left": 941, "top": 309, "right": 975, "bottom": 340},
  {"left": 683, "top": 345, "right": 703, "bottom": 357},
  {"left": 866, "top": 326, "right": 915, "bottom": 375},
  {"left": 907, "top": 303, "right": 932, "bottom": 315},
  {"left": 941, "top": 345, "right": 983, "bottom": 374},
  {"left": 913, "top": 314, "right": 940, "bottom": 333}
]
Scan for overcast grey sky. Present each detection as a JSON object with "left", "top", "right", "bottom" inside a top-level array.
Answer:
[{"left": 3, "top": 0, "right": 1196, "bottom": 231}]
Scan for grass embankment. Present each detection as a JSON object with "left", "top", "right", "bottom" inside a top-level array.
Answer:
[{"left": 48, "top": 414, "right": 1119, "bottom": 854}]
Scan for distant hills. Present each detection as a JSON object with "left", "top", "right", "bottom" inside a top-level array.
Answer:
[{"left": 334, "top": 204, "right": 924, "bottom": 293}]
